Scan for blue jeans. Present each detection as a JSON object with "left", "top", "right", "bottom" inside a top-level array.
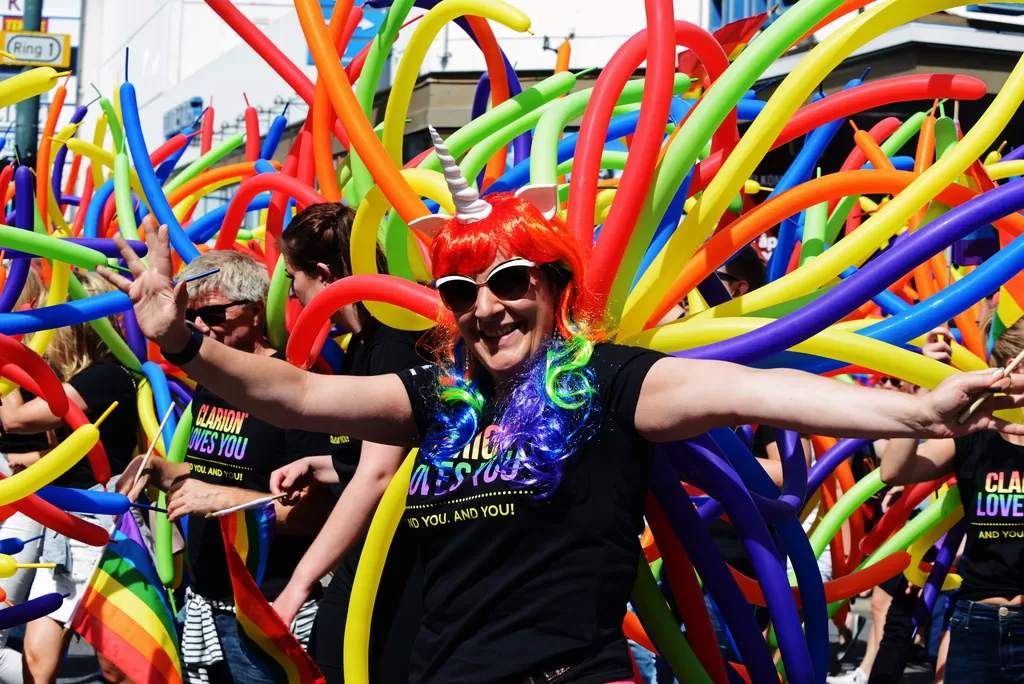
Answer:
[
  {"left": 946, "top": 600, "right": 1024, "bottom": 683},
  {"left": 179, "top": 608, "right": 275, "bottom": 684}
]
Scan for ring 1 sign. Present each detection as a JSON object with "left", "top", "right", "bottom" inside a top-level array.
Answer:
[{"left": 0, "top": 31, "right": 70, "bottom": 68}]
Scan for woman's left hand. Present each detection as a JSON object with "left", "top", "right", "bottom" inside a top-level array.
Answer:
[
  {"left": 920, "top": 369, "right": 1024, "bottom": 438},
  {"left": 165, "top": 478, "right": 231, "bottom": 522}
]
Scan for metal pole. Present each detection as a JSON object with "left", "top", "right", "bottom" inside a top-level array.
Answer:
[{"left": 15, "top": 0, "right": 43, "bottom": 169}]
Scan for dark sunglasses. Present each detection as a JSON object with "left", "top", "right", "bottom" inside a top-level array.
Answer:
[
  {"left": 185, "top": 300, "right": 254, "bottom": 327},
  {"left": 435, "top": 258, "right": 537, "bottom": 314},
  {"left": 877, "top": 376, "right": 903, "bottom": 389}
]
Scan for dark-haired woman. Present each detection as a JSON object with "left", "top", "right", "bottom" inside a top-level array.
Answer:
[
  {"left": 269, "top": 202, "right": 425, "bottom": 683},
  {"left": 103, "top": 131, "right": 1024, "bottom": 684}
]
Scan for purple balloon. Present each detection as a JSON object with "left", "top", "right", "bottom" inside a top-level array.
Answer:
[
  {"left": 0, "top": 167, "right": 37, "bottom": 313},
  {"left": 51, "top": 104, "right": 89, "bottom": 202},
  {"left": 807, "top": 439, "right": 870, "bottom": 494},
  {"left": 649, "top": 452, "right": 779, "bottom": 682},
  {"left": 913, "top": 517, "right": 966, "bottom": 630},
  {"left": 665, "top": 440, "right": 815, "bottom": 684},
  {"left": 1002, "top": 145, "right": 1024, "bottom": 163},
  {"left": 675, "top": 176, "right": 1024, "bottom": 364},
  {"left": 0, "top": 237, "right": 148, "bottom": 261},
  {"left": 123, "top": 309, "right": 147, "bottom": 363},
  {"left": 0, "top": 592, "right": 63, "bottom": 630}
]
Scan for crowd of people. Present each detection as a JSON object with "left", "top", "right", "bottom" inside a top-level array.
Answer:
[{"left": 0, "top": 142, "right": 1022, "bottom": 684}]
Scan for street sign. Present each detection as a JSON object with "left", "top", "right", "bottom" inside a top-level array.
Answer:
[
  {"left": 1, "top": 17, "right": 48, "bottom": 32},
  {"left": 0, "top": 30, "right": 70, "bottom": 68}
]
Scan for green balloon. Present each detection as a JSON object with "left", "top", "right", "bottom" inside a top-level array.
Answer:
[
  {"left": 0, "top": 225, "right": 109, "bottom": 271},
  {"left": 163, "top": 133, "right": 246, "bottom": 194},
  {"left": 267, "top": 255, "right": 290, "bottom": 352},
  {"left": 631, "top": 557, "right": 712, "bottom": 684},
  {"left": 556, "top": 150, "right": 629, "bottom": 176},
  {"left": 157, "top": 402, "right": 192, "bottom": 586},
  {"left": 934, "top": 116, "right": 959, "bottom": 161},
  {"left": 800, "top": 169, "right": 828, "bottom": 264},
  {"left": 97, "top": 97, "right": 124, "bottom": 153},
  {"left": 351, "top": 0, "right": 416, "bottom": 204},
  {"left": 67, "top": 274, "right": 142, "bottom": 372},
  {"left": 113, "top": 151, "right": 141, "bottom": 242}
]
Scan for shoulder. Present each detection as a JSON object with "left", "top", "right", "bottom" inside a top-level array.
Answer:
[
  {"left": 69, "top": 358, "right": 136, "bottom": 393},
  {"left": 365, "top": 325, "right": 428, "bottom": 374},
  {"left": 588, "top": 343, "right": 666, "bottom": 388}
]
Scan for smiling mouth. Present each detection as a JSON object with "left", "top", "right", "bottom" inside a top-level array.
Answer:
[{"left": 479, "top": 322, "right": 522, "bottom": 341}]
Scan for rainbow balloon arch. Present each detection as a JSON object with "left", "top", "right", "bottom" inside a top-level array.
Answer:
[{"left": 0, "top": 0, "right": 1020, "bottom": 682}]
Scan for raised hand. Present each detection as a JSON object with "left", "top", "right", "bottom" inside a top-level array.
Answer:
[
  {"left": 97, "top": 216, "right": 191, "bottom": 352},
  {"left": 922, "top": 368, "right": 1024, "bottom": 438},
  {"left": 921, "top": 326, "right": 954, "bottom": 365}
]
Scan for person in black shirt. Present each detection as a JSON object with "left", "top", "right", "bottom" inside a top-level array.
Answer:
[
  {"left": 104, "top": 136, "right": 1024, "bottom": 684},
  {"left": 118, "top": 248, "right": 334, "bottom": 684},
  {"left": 268, "top": 203, "right": 425, "bottom": 683},
  {"left": 0, "top": 271, "right": 140, "bottom": 683},
  {"left": 881, "top": 318, "right": 1024, "bottom": 683}
]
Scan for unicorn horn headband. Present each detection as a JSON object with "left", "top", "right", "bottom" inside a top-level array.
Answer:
[{"left": 409, "top": 125, "right": 560, "bottom": 239}]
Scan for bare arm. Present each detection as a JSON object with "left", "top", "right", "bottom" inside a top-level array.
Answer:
[
  {"left": 99, "top": 225, "right": 419, "bottom": 446},
  {"left": 0, "top": 384, "right": 86, "bottom": 434},
  {"left": 635, "top": 357, "right": 1024, "bottom": 443},
  {"left": 272, "top": 442, "right": 407, "bottom": 624},
  {"left": 879, "top": 438, "right": 956, "bottom": 486}
]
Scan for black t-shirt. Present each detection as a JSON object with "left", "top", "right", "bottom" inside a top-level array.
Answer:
[
  {"left": 397, "top": 343, "right": 663, "bottom": 684},
  {"left": 54, "top": 358, "right": 140, "bottom": 489},
  {"left": 331, "top": 323, "right": 425, "bottom": 489},
  {"left": 955, "top": 431, "right": 1024, "bottom": 602},
  {"left": 186, "top": 352, "right": 337, "bottom": 601},
  {"left": 0, "top": 388, "right": 49, "bottom": 455}
]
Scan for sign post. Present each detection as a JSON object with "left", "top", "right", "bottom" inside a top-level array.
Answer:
[{"left": 0, "top": 30, "right": 70, "bottom": 68}]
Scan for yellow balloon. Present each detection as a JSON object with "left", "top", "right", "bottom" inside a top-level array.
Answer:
[
  {"left": 622, "top": 316, "right": 1023, "bottom": 424},
  {"left": 350, "top": 168, "right": 454, "bottom": 330},
  {"left": 137, "top": 380, "right": 167, "bottom": 458},
  {"left": 903, "top": 505, "right": 962, "bottom": 590},
  {"left": 620, "top": 0, "right": 1024, "bottom": 337},
  {"left": 0, "top": 67, "right": 62, "bottom": 108},
  {"left": 90, "top": 114, "right": 109, "bottom": 188},
  {"left": 172, "top": 176, "right": 244, "bottom": 222},
  {"left": 344, "top": 451, "right": 415, "bottom": 684},
  {"left": 986, "top": 159, "right": 1024, "bottom": 181},
  {"left": 381, "top": 0, "right": 531, "bottom": 166},
  {"left": 0, "top": 406, "right": 113, "bottom": 507},
  {"left": 63, "top": 138, "right": 152, "bottom": 212}
]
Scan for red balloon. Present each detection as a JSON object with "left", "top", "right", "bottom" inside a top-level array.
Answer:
[
  {"left": 214, "top": 173, "right": 324, "bottom": 251},
  {"left": 286, "top": 275, "right": 440, "bottom": 369}
]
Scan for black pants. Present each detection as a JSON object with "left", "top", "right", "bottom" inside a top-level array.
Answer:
[
  {"left": 308, "top": 528, "right": 423, "bottom": 684},
  {"left": 868, "top": 575, "right": 918, "bottom": 684}
]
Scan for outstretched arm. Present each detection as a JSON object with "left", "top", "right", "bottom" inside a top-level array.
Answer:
[
  {"left": 99, "top": 224, "right": 419, "bottom": 447},
  {"left": 635, "top": 357, "right": 1024, "bottom": 443}
]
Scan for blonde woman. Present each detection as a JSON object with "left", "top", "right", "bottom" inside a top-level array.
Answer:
[{"left": 0, "top": 271, "right": 140, "bottom": 683}]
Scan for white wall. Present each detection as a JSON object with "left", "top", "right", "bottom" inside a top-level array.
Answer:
[{"left": 74, "top": 0, "right": 704, "bottom": 169}]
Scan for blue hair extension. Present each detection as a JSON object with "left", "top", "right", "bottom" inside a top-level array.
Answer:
[
  {"left": 420, "top": 340, "right": 487, "bottom": 466},
  {"left": 495, "top": 334, "right": 600, "bottom": 497}
]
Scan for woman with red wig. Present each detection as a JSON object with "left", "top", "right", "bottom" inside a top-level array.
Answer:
[{"left": 101, "top": 127, "right": 1024, "bottom": 684}]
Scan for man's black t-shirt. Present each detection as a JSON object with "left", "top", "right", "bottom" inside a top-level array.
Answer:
[
  {"left": 186, "top": 352, "right": 336, "bottom": 602},
  {"left": 55, "top": 358, "right": 140, "bottom": 488},
  {"left": 955, "top": 431, "right": 1024, "bottom": 601},
  {"left": 331, "top": 323, "right": 425, "bottom": 489},
  {"left": 397, "top": 343, "right": 664, "bottom": 684}
]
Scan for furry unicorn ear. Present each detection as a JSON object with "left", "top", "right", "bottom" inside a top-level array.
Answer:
[{"left": 514, "top": 184, "right": 559, "bottom": 220}]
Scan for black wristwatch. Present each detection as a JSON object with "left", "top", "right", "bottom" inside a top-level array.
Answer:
[{"left": 162, "top": 327, "right": 204, "bottom": 366}]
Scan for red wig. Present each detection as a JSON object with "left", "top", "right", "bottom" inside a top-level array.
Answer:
[{"left": 429, "top": 192, "right": 598, "bottom": 342}]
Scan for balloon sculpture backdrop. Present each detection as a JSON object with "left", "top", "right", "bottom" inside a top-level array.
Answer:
[{"left": 0, "top": 0, "right": 1019, "bottom": 682}]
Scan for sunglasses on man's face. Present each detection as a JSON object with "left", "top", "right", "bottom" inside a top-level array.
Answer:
[
  {"left": 877, "top": 376, "right": 903, "bottom": 389},
  {"left": 435, "top": 258, "right": 537, "bottom": 314},
  {"left": 185, "top": 300, "right": 254, "bottom": 327}
]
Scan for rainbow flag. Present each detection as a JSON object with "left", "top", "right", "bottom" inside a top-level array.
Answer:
[
  {"left": 988, "top": 220, "right": 1024, "bottom": 354},
  {"left": 221, "top": 505, "right": 325, "bottom": 684},
  {"left": 69, "top": 514, "right": 182, "bottom": 684}
]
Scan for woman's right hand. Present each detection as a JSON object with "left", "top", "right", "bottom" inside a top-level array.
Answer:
[
  {"left": 922, "top": 326, "right": 954, "bottom": 366},
  {"left": 98, "top": 218, "right": 192, "bottom": 353},
  {"left": 272, "top": 582, "right": 311, "bottom": 629},
  {"left": 270, "top": 458, "right": 314, "bottom": 504}
]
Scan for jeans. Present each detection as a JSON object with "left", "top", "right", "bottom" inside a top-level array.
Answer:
[
  {"left": 946, "top": 600, "right": 1024, "bottom": 683},
  {"left": 201, "top": 611, "right": 275, "bottom": 684}
]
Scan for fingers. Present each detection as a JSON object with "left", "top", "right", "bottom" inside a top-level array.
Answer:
[
  {"left": 150, "top": 225, "right": 175, "bottom": 278},
  {"left": 111, "top": 232, "right": 147, "bottom": 277},
  {"left": 95, "top": 265, "right": 135, "bottom": 294}
]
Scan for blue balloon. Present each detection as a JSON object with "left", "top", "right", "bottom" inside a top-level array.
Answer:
[
  {"left": 0, "top": 592, "right": 63, "bottom": 630},
  {"left": 142, "top": 362, "right": 178, "bottom": 458},
  {"left": 35, "top": 486, "right": 130, "bottom": 515},
  {"left": 261, "top": 114, "right": 289, "bottom": 160},
  {"left": 120, "top": 81, "right": 200, "bottom": 262}
]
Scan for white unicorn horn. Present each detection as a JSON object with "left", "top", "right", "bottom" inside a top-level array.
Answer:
[{"left": 429, "top": 125, "right": 492, "bottom": 224}]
